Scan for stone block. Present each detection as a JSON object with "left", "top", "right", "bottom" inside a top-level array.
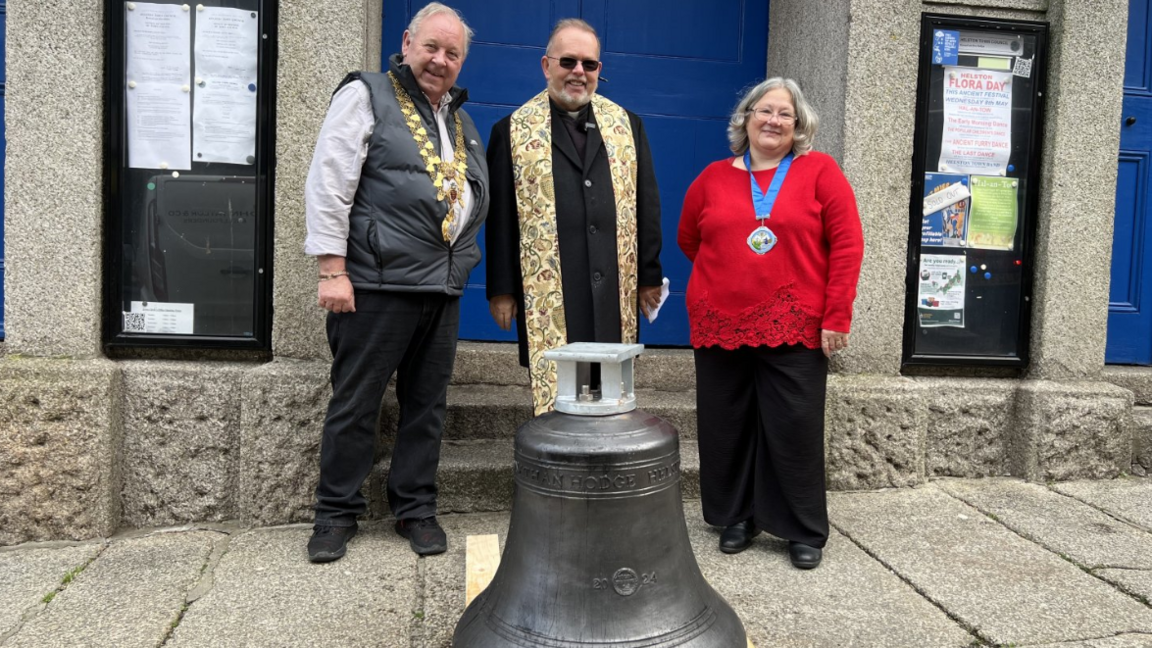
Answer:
[
  {"left": 435, "top": 440, "right": 515, "bottom": 514},
  {"left": 826, "top": 375, "right": 926, "bottom": 490},
  {"left": 4, "top": 2, "right": 105, "bottom": 357},
  {"left": 634, "top": 348, "right": 695, "bottom": 392},
  {"left": 1104, "top": 366, "right": 1152, "bottom": 406},
  {"left": 449, "top": 343, "right": 695, "bottom": 392},
  {"left": 379, "top": 384, "right": 532, "bottom": 442},
  {"left": 1013, "top": 380, "right": 1133, "bottom": 481},
  {"left": 1133, "top": 407, "right": 1152, "bottom": 477},
  {"left": 238, "top": 360, "right": 331, "bottom": 525},
  {"left": 272, "top": 0, "right": 380, "bottom": 361},
  {"left": 451, "top": 342, "right": 528, "bottom": 386},
  {"left": 916, "top": 378, "right": 1016, "bottom": 478},
  {"left": 1028, "top": 0, "right": 1128, "bottom": 379},
  {"left": 120, "top": 362, "right": 248, "bottom": 528},
  {"left": 0, "top": 359, "right": 122, "bottom": 545},
  {"left": 837, "top": 0, "right": 922, "bottom": 376}
]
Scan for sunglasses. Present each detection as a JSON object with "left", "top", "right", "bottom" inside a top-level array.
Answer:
[{"left": 547, "top": 56, "right": 601, "bottom": 72}]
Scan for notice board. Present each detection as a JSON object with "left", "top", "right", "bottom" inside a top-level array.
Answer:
[{"left": 903, "top": 15, "right": 1049, "bottom": 367}]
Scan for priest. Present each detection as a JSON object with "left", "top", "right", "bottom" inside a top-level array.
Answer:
[{"left": 485, "top": 18, "right": 664, "bottom": 414}]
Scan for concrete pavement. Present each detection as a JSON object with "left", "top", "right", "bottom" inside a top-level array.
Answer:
[{"left": 1, "top": 478, "right": 1151, "bottom": 648}]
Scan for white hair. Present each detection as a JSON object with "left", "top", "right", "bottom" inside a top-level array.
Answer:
[{"left": 408, "top": 3, "right": 475, "bottom": 57}]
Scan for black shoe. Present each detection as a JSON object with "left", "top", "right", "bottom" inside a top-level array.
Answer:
[
  {"left": 788, "top": 541, "right": 823, "bottom": 569},
  {"left": 395, "top": 516, "right": 448, "bottom": 555},
  {"left": 719, "top": 520, "right": 761, "bottom": 554},
  {"left": 307, "top": 523, "right": 358, "bottom": 563}
]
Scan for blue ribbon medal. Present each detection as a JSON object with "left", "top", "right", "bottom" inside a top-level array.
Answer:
[{"left": 744, "top": 150, "right": 793, "bottom": 255}]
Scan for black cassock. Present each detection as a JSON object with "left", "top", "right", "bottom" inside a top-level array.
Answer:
[{"left": 486, "top": 99, "right": 664, "bottom": 367}]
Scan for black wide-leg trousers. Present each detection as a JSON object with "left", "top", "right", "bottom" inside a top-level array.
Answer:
[
  {"left": 694, "top": 344, "right": 830, "bottom": 548},
  {"left": 314, "top": 291, "right": 460, "bottom": 526}
]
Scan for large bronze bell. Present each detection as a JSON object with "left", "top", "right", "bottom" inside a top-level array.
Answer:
[{"left": 454, "top": 343, "right": 747, "bottom": 647}]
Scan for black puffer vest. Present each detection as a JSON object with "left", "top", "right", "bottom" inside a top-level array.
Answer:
[{"left": 340, "top": 55, "right": 488, "bottom": 294}]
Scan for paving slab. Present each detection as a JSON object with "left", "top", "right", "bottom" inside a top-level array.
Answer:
[
  {"left": 830, "top": 484, "right": 1152, "bottom": 646},
  {"left": 1052, "top": 478, "right": 1152, "bottom": 530},
  {"left": 420, "top": 511, "right": 510, "bottom": 648},
  {"left": 4, "top": 531, "right": 216, "bottom": 648},
  {"left": 0, "top": 543, "right": 104, "bottom": 639},
  {"left": 685, "top": 500, "right": 973, "bottom": 648},
  {"left": 1030, "top": 634, "right": 1152, "bottom": 648},
  {"left": 421, "top": 502, "right": 972, "bottom": 648},
  {"left": 168, "top": 524, "right": 416, "bottom": 648},
  {"left": 938, "top": 478, "right": 1152, "bottom": 569},
  {"left": 1097, "top": 569, "right": 1152, "bottom": 603}
]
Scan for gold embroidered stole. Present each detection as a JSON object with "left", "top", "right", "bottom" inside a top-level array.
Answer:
[{"left": 509, "top": 91, "right": 639, "bottom": 415}]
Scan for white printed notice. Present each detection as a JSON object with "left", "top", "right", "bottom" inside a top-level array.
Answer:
[
  {"left": 938, "top": 67, "right": 1012, "bottom": 176},
  {"left": 124, "top": 301, "right": 195, "bottom": 335},
  {"left": 125, "top": 2, "right": 192, "bottom": 170},
  {"left": 193, "top": 8, "right": 259, "bottom": 165},
  {"left": 918, "top": 254, "right": 967, "bottom": 329}
]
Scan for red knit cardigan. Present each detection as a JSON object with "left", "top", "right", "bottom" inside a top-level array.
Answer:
[{"left": 677, "top": 151, "right": 865, "bottom": 350}]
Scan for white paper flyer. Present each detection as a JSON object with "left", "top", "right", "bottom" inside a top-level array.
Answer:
[
  {"left": 125, "top": 2, "right": 192, "bottom": 170},
  {"left": 193, "top": 7, "right": 259, "bottom": 165},
  {"left": 938, "top": 66, "right": 1012, "bottom": 176},
  {"left": 917, "top": 254, "right": 967, "bottom": 328}
]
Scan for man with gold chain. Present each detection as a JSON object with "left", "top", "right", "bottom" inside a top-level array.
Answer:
[
  {"left": 486, "top": 18, "right": 664, "bottom": 415},
  {"left": 302, "top": 3, "right": 488, "bottom": 562}
]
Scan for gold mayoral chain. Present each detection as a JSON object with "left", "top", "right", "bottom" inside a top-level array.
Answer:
[{"left": 388, "top": 72, "right": 468, "bottom": 242}]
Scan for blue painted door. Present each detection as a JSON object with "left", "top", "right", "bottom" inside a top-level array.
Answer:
[
  {"left": 1108, "top": 0, "right": 1152, "bottom": 364},
  {"left": 1, "top": 2, "right": 6, "bottom": 339},
  {"left": 382, "top": 0, "right": 769, "bottom": 344}
]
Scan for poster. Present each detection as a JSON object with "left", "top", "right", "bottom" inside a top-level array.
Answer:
[
  {"left": 918, "top": 254, "right": 967, "bottom": 328},
  {"left": 932, "top": 29, "right": 959, "bottom": 66},
  {"left": 123, "top": 301, "right": 195, "bottom": 335},
  {"left": 922, "top": 173, "right": 970, "bottom": 247},
  {"left": 125, "top": 2, "right": 192, "bottom": 170},
  {"left": 967, "top": 175, "right": 1019, "bottom": 250},
  {"left": 193, "top": 7, "right": 259, "bottom": 165},
  {"left": 938, "top": 67, "right": 1012, "bottom": 176}
]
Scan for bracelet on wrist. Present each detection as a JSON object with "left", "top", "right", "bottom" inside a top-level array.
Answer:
[{"left": 319, "top": 271, "right": 350, "bottom": 281}]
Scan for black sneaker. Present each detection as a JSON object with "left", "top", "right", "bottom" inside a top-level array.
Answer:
[
  {"left": 395, "top": 516, "right": 447, "bottom": 555},
  {"left": 307, "top": 523, "right": 358, "bottom": 563}
]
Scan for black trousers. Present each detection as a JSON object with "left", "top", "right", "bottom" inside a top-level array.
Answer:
[
  {"left": 314, "top": 291, "right": 460, "bottom": 526},
  {"left": 694, "top": 344, "right": 830, "bottom": 548}
]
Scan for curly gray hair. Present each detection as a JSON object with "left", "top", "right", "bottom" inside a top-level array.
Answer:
[{"left": 727, "top": 77, "right": 818, "bottom": 156}]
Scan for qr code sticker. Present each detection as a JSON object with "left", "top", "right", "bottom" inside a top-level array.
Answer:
[
  {"left": 123, "top": 311, "right": 147, "bottom": 333},
  {"left": 1013, "top": 56, "right": 1033, "bottom": 78}
]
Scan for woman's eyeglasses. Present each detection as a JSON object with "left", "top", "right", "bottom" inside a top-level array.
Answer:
[
  {"left": 547, "top": 56, "right": 602, "bottom": 72},
  {"left": 747, "top": 109, "right": 796, "bottom": 124}
]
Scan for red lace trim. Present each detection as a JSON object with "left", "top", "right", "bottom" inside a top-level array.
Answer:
[{"left": 689, "top": 287, "right": 823, "bottom": 350}]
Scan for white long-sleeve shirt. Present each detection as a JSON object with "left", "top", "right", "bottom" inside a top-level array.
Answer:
[{"left": 303, "top": 81, "right": 473, "bottom": 256}]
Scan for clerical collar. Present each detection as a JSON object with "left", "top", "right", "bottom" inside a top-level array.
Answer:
[{"left": 550, "top": 99, "right": 591, "bottom": 123}]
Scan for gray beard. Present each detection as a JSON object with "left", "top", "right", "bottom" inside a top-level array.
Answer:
[{"left": 557, "top": 88, "right": 593, "bottom": 109}]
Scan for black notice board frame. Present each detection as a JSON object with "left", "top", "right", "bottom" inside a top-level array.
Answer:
[
  {"left": 103, "top": 0, "right": 278, "bottom": 350},
  {"left": 902, "top": 14, "right": 1049, "bottom": 368}
]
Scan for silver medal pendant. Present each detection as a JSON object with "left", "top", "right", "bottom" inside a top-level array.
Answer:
[{"left": 747, "top": 224, "right": 777, "bottom": 255}]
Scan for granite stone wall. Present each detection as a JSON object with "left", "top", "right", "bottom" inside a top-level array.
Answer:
[
  {"left": 4, "top": 1, "right": 105, "bottom": 357},
  {"left": 0, "top": 0, "right": 1144, "bottom": 545}
]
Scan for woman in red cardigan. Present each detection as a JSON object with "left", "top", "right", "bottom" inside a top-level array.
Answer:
[{"left": 678, "top": 78, "right": 864, "bottom": 569}]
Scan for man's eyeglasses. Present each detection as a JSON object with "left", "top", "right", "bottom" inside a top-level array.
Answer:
[
  {"left": 547, "top": 56, "right": 601, "bottom": 72},
  {"left": 747, "top": 109, "right": 796, "bottom": 124}
]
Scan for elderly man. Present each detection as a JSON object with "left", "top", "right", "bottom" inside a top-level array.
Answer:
[
  {"left": 303, "top": 3, "right": 488, "bottom": 561},
  {"left": 486, "top": 18, "right": 663, "bottom": 415}
]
